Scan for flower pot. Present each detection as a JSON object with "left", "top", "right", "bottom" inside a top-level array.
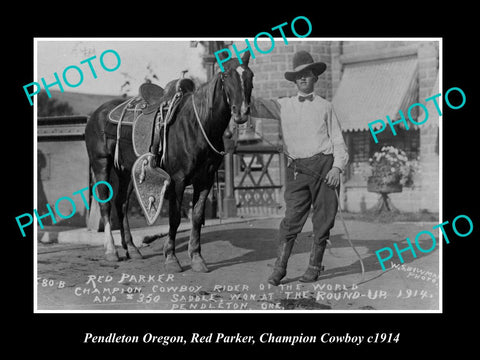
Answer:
[{"left": 367, "top": 177, "right": 403, "bottom": 194}]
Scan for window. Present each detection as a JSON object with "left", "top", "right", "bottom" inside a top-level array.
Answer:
[
  {"left": 370, "top": 128, "right": 419, "bottom": 160},
  {"left": 345, "top": 128, "right": 420, "bottom": 183}
]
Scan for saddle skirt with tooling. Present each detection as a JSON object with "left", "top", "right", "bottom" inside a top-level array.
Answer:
[{"left": 107, "top": 79, "right": 195, "bottom": 225}]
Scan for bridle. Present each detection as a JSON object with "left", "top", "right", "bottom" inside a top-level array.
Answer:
[
  {"left": 220, "top": 71, "right": 232, "bottom": 106},
  {"left": 191, "top": 67, "right": 250, "bottom": 156}
]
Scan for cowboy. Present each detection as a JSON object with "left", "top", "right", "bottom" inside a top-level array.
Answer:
[{"left": 250, "top": 50, "right": 349, "bottom": 285}]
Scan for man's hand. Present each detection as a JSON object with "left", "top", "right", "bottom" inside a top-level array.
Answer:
[{"left": 324, "top": 167, "right": 341, "bottom": 188}]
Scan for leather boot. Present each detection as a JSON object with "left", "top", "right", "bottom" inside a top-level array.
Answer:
[
  {"left": 299, "top": 240, "right": 327, "bottom": 283},
  {"left": 268, "top": 238, "right": 295, "bottom": 286}
]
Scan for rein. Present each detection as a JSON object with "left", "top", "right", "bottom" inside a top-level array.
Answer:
[
  {"left": 192, "top": 93, "right": 226, "bottom": 156},
  {"left": 191, "top": 74, "right": 231, "bottom": 157}
]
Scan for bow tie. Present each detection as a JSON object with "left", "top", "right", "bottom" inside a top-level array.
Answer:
[{"left": 298, "top": 94, "right": 314, "bottom": 102}]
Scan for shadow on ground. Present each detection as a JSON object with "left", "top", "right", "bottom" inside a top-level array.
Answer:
[{"left": 141, "top": 226, "right": 436, "bottom": 280}]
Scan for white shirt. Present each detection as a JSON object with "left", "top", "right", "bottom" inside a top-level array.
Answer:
[{"left": 251, "top": 94, "right": 349, "bottom": 172}]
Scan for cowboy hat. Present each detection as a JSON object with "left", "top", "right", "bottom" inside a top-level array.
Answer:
[{"left": 284, "top": 50, "right": 327, "bottom": 82}]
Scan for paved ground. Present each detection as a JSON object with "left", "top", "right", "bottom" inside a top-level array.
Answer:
[{"left": 36, "top": 216, "right": 440, "bottom": 312}]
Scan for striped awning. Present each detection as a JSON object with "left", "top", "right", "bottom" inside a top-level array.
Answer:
[{"left": 332, "top": 56, "right": 418, "bottom": 131}]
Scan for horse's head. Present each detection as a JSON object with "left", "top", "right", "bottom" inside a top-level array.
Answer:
[{"left": 220, "top": 52, "right": 254, "bottom": 125}]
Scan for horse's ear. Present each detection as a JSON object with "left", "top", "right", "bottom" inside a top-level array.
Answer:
[
  {"left": 217, "top": 49, "right": 230, "bottom": 61},
  {"left": 221, "top": 57, "right": 240, "bottom": 72},
  {"left": 241, "top": 52, "right": 251, "bottom": 67}
]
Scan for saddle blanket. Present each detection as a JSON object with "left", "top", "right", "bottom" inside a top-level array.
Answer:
[
  {"left": 104, "top": 116, "right": 133, "bottom": 143},
  {"left": 105, "top": 97, "right": 162, "bottom": 155},
  {"left": 104, "top": 97, "right": 144, "bottom": 143}
]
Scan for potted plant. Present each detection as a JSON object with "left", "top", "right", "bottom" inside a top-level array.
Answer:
[
  {"left": 364, "top": 146, "right": 418, "bottom": 212},
  {"left": 365, "top": 146, "right": 417, "bottom": 192}
]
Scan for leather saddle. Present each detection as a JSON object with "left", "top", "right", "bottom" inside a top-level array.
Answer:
[
  {"left": 108, "top": 78, "right": 196, "bottom": 156},
  {"left": 140, "top": 82, "right": 164, "bottom": 110},
  {"left": 108, "top": 78, "right": 195, "bottom": 225}
]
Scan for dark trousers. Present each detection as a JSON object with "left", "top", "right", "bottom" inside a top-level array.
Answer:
[{"left": 274, "top": 153, "right": 338, "bottom": 269}]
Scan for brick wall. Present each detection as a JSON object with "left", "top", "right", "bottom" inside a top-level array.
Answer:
[
  {"left": 236, "top": 39, "right": 332, "bottom": 100},
  {"left": 416, "top": 42, "right": 439, "bottom": 212},
  {"left": 224, "top": 40, "right": 439, "bottom": 214}
]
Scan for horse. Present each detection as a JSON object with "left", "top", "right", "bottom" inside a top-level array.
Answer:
[{"left": 84, "top": 52, "right": 254, "bottom": 273}]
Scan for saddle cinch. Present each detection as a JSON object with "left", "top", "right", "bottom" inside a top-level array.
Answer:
[{"left": 108, "top": 78, "right": 195, "bottom": 225}]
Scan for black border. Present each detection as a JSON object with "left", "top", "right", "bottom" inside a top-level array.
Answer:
[{"left": 8, "top": 5, "right": 478, "bottom": 355}]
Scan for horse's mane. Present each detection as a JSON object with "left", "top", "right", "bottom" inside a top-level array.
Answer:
[{"left": 189, "top": 73, "right": 224, "bottom": 120}]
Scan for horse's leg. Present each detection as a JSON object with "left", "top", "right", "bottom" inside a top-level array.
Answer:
[
  {"left": 188, "top": 179, "right": 213, "bottom": 272},
  {"left": 163, "top": 180, "right": 185, "bottom": 273},
  {"left": 91, "top": 158, "right": 119, "bottom": 262},
  {"left": 114, "top": 172, "right": 143, "bottom": 260}
]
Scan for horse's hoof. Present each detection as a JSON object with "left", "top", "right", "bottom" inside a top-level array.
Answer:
[
  {"left": 191, "top": 255, "right": 209, "bottom": 273},
  {"left": 126, "top": 246, "right": 143, "bottom": 260},
  {"left": 105, "top": 251, "right": 120, "bottom": 262},
  {"left": 165, "top": 256, "right": 183, "bottom": 273}
]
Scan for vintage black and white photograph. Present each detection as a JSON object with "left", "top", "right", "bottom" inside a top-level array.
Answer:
[{"left": 33, "top": 38, "right": 441, "bottom": 312}]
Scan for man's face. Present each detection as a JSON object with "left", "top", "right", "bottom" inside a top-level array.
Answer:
[{"left": 295, "top": 70, "right": 316, "bottom": 93}]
